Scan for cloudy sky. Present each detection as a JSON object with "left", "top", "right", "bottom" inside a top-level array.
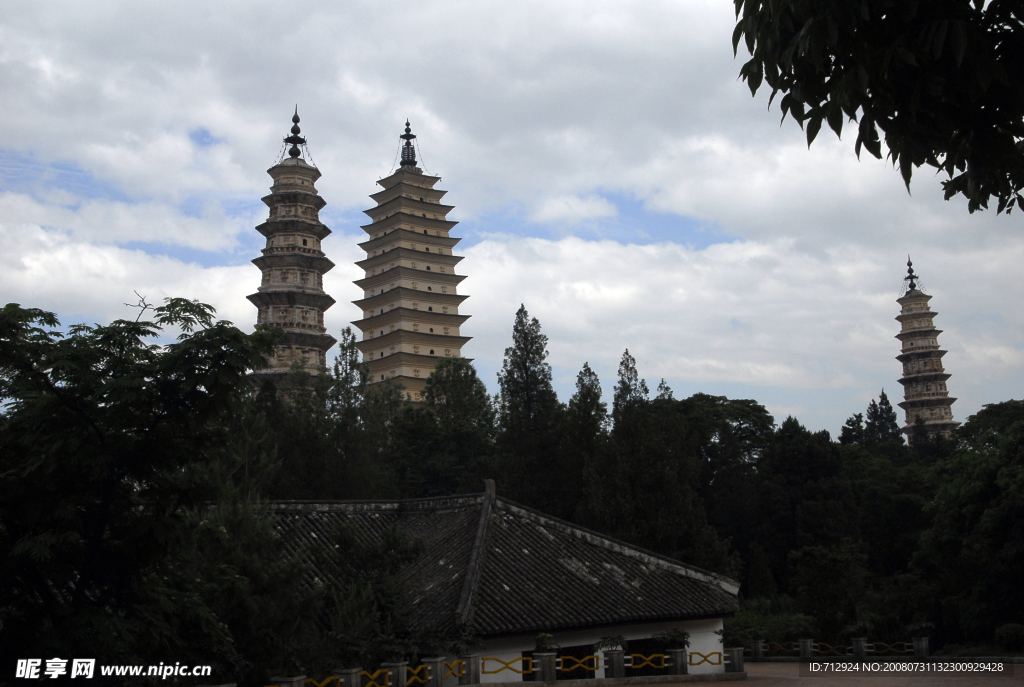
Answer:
[{"left": 1, "top": 1, "right": 1021, "bottom": 435}]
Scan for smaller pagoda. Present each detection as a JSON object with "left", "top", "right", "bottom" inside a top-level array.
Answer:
[
  {"left": 895, "top": 259, "right": 959, "bottom": 440},
  {"left": 247, "top": 110, "right": 337, "bottom": 386}
]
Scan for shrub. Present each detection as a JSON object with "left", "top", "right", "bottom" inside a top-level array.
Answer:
[{"left": 995, "top": 624, "right": 1024, "bottom": 652}]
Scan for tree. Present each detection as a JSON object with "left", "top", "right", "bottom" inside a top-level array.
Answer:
[
  {"left": 0, "top": 301, "right": 432, "bottom": 683},
  {"left": 567, "top": 363, "right": 609, "bottom": 460},
  {"left": 865, "top": 389, "right": 902, "bottom": 445},
  {"left": 914, "top": 400, "right": 1024, "bottom": 643},
  {"left": 495, "top": 305, "right": 563, "bottom": 510},
  {"left": 733, "top": 0, "right": 1024, "bottom": 213},
  {"left": 840, "top": 412, "right": 866, "bottom": 445},
  {"left": 0, "top": 300, "right": 274, "bottom": 671},
  {"left": 565, "top": 363, "right": 609, "bottom": 519},
  {"left": 424, "top": 357, "right": 493, "bottom": 433},
  {"left": 579, "top": 358, "right": 737, "bottom": 575},
  {"left": 612, "top": 349, "right": 649, "bottom": 425},
  {"left": 497, "top": 305, "right": 560, "bottom": 435},
  {"left": 383, "top": 357, "right": 496, "bottom": 497}
]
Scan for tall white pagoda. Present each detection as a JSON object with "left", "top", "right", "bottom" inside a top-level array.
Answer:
[
  {"left": 351, "top": 122, "right": 471, "bottom": 402},
  {"left": 895, "top": 259, "right": 959, "bottom": 440},
  {"left": 247, "top": 110, "right": 337, "bottom": 385}
]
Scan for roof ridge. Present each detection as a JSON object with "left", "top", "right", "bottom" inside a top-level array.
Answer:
[
  {"left": 494, "top": 497, "right": 740, "bottom": 595},
  {"left": 268, "top": 494, "right": 483, "bottom": 510},
  {"left": 455, "top": 479, "right": 495, "bottom": 629}
]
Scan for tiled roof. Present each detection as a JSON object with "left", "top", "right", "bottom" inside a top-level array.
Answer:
[{"left": 270, "top": 481, "right": 739, "bottom": 638}]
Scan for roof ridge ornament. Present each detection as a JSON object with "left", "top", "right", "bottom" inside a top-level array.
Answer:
[
  {"left": 284, "top": 106, "right": 307, "bottom": 159},
  {"left": 399, "top": 120, "right": 417, "bottom": 168}
]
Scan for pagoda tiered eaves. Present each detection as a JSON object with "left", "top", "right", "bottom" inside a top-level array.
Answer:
[
  {"left": 247, "top": 111, "right": 338, "bottom": 385},
  {"left": 352, "top": 122, "right": 471, "bottom": 402},
  {"left": 894, "top": 260, "right": 959, "bottom": 440}
]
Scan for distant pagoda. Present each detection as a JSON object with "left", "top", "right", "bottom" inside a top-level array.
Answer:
[
  {"left": 895, "top": 259, "right": 958, "bottom": 440},
  {"left": 247, "top": 110, "right": 337, "bottom": 385},
  {"left": 351, "top": 121, "right": 471, "bottom": 402}
]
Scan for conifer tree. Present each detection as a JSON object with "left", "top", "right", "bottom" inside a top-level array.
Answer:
[
  {"left": 495, "top": 305, "right": 563, "bottom": 510},
  {"left": 567, "top": 363, "right": 608, "bottom": 447},
  {"left": 612, "top": 349, "right": 649, "bottom": 424},
  {"left": 656, "top": 378, "right": 674, "bottom": 401},
  {"left": 565, "top": 363, "right": 608, "bottom": 519},
  {"left": 497, "top": 305, "right": 559, "bottom": 433},
  {"left": 839, "top": 412, "right": 865, "bottom": 445},
  {"left": 865, "top": 389, "right": 902, "bottom": 445}
]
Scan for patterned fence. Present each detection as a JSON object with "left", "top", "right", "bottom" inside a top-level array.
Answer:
[{"left": 265, "top": 648, "right": 744, "bottom": 687}]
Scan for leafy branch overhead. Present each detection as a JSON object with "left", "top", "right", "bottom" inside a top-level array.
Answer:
[{"left": 733, "top": 0, "right": 1024, "bottom": 213}]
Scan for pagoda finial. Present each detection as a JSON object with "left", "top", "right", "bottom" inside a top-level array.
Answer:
[
  {"left": 399, "top": 119, "right": 417, "bottom": 167},
  {"left": 904, "top": 255, "right": 918, "bottom": 291},
  {"left": 284, "top": 106, "right": 306, "bottom": 158}
]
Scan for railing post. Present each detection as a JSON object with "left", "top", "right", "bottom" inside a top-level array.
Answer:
[
  {"left": 333, "top": 667, "right": 362, "bottom": 687},
  {"left": 912, "top": 637, "right": 929, "bottom": 658},
  {"left": 533, "top": 653, "right": 557, "bottom": 683},
  {"left": 458, "top": 655, "right": 480, "bottom": 686},
  {"left": 381, "top": 662, "right": 408, "bottom": 687},
  {"left": 851, "top": 638, "right": 868, "bottom": 659},
  {"left": 725, "top": 648, "right": 744, "bottom": 673},
  {"left": 751, "top": 640, "right": 765, "bottom": 660},
  {"left": 666, "top": 649, "right": 688, "bottom": 676},
  {"left": 603, "top": 650, "right": 624, "bottom": 679},
  {"left": 270, "top": 677, "right": 306, "bottom": 687},
  {"left": 798, "top": 639, "right": 814, "bottom": 658},
  {"left": 422, "top": 658, "right": 444, "bottom": 687}
]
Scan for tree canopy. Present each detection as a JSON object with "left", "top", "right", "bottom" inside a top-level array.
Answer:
[{"left": 733, "top": 0, "right": 1024, "bottom": 213}]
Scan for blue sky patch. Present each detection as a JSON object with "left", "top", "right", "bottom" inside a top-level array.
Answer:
[
  {"left": 0, "top": 149, "right": 132, "bottom": 204},
  {"left": 188, "top": 128, "right": 220, "bottom": 148},
  {"left": 455, "top": 192, "right": 735, "bottom": 249}
]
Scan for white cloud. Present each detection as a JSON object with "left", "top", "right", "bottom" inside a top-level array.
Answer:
[
  {"left": 0, "top": 193, "right": 249, "bottom": 250},
  {"left": 532, "top": 195, "right": 617, "bottom": 223},
  {"left": 1, "top": 0, "right": 1022, "bottom": 435}
]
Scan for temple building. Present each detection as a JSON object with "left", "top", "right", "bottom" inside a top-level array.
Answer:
[
  {"left": 895, "top": 259, "right": 959, "bottom": 440},
  {"left": 352, "top": 122, "right": 471, "bottom": 402},
  {"left": 247, "top": 111, "right": 337, "bottom": 385},
  {"left": 274, "top": 481, "right": 739, "bottom": 679}
]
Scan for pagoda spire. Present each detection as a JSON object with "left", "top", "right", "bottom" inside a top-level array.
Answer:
[
  {"left": 247, "top": 111, "right": 337, "bottom": 385},
  {"left": 284, "top": 106, "right": 306, "bottom": 158},
  {"left": 399, "top": 120, "right": 417, "bottom": 168},
  {"left": 894, "top": 260, "right": 958, "bottom": 441},
  {"left": 350, "top": 123, "right": 472, "bottom": 402}
]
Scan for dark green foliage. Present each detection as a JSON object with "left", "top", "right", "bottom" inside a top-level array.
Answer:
[
  {"left": 495, "top": 305, "right": 565, "bottom": 512},
  {"left": 995, "top": 623, "right": 1024, "bottom": 651},
  {"left": 0, "top": 300, "right": 274, "bottom": 673},
  {"left": 578, "top": 354, "right": 737, "bottom": 575},
  {"left": 733, "top": 0, "right": 1024, "bottom": 213},
  {"left": 723, "top": 597, "right": 817, "bottom": 646},
  {"left": 840, "top": 413, "right": 865, "bottom": 445},
  {"left": 865, "top": 390, "right": 902, "bottom": 445},
  {"left": 914, "top": 400, "right": 1024, "bottom": 643},
  {"left": 788, "top": 542, "right": 868, "bottom": 641},
  {"left": 534, "top": 632, "right": 559, "bottom": 651},
  {"left": 0, "top": 302, "right": 426, "bottom": 685},
  {"left": 651, "top": 627, "right": 690, "bottom": 649},
  {"left": 755, "top": 417, "right": 858, "bottom": 589},
  {"left": 6, "top": 296, "right": 1021, "bottom": 667}
]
